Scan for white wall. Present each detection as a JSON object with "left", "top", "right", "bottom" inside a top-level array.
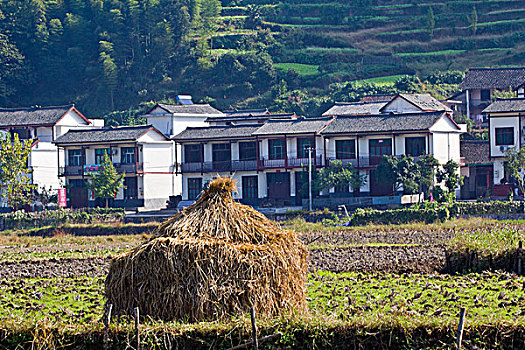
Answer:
[
  {"left": 489, "top": 116, "right": 519, "bottom": 157},
  {"left": 381, "top": 97, "right": 421, "bottom": 113}
]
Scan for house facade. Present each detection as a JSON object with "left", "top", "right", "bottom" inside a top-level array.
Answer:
[
  {"left": 54, "top": 125, "right": 175, "bottom": 209},
  {"left": 460, "top": 140, "right": 492, "bottom": 199},
  {"left": 0, "top": 105, "right": 100, "bottom": 197},
  {"left": 458, "top": 68, "right": 525, "bottom": 121},
  {"left": 484, "top": 98, "right": 525, "bottom": 192},
  {"left": 174, "top": 95, "right": 463, "bottom": 207}
]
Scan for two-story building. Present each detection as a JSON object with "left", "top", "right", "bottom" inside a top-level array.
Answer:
[
  {"left": 484, "top": 98, "right": 525, "bottom": 190},
  {"left": 54, "top": 125, "right": 175, "bottom": 209},
  {"left": 458, "top": 67, "right": 525, "bottom": 121},
  {"left": 0, "top": 105, "right": 99, "bottom": 195}
]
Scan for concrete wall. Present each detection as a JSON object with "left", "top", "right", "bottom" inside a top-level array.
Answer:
[
  {"left": 381, "top": 97, "right": 421, "bottom": 113},
  {"left": 489, "top": 115, "right": 519, "bottom": 158}
]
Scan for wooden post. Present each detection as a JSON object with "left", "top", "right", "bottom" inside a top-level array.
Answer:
[
  {"left": 518, "top": 241, "right": 523, "bottom": 276},
  {"left": 456, "top": 307, "right": 466, "bottom": 349},
  {"left": 104, "top": 304, "right": 112, "bottom": 349},
  {"left": 135, "top": 307, "right": 140, "bottom": 350},
  {"left": 250, "top": 306, "right": 258, "bottom": 350}
]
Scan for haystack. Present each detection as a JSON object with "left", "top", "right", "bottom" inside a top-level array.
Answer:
[{"left": 105, "top": 177, "right": 308, "bottom": 322}]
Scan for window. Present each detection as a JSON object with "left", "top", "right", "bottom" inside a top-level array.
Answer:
[
  {"left": 11, "top": 128, "right": 31, "bottom": 140},
  {"left": 495, "top": 127, "right": 514, "bottom": 146},
  {"left": 124, "top": 177, "right": 138, "bottom": 199},
  {"left": 481, "top": 89, "right": 490, "bottom": 101},
  {"left": 297, "top": 138, "right": 314, "bottom": 158},
  {"left": 336, "top": 140, "right": 356, "bottom": 159},
  {"left": 335, "top": 183, "right": 349, "bottom": 193},
  {"left": 369, "top": 139, "right": 392, "bottom": 165},
  {"left": 95, "top": 148, "right": 110, "bottom": 164},
  {"left": 184, "top": 144, "right": 203, "bottom": 163},
  {"left": 188, "top": 178, "right": 202, "bottom": 200},
  {"left": 121, "top": 147, "right": 136, "bottom": 164},
  {"left": 239, "top": 142, "right": 257, "bottom": 161},
  {"left": 269, "top": 139, "right": 285, "bottom": 160},
  {"left": 405, "top": 137, "right": 426, "bottom": 157},
  {"left": 212, "top": 143, "right": 231, "bottom": 162},
  {"left": 242, "top": 176, "right": 258, "bottom": 199},
  {"left": 68, "top": 149, "right": 84, "bottom": 166}
]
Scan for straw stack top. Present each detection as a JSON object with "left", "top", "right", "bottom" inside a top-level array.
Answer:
[{"left": 154, "top": 177, "right": 287, "bottom": 244}]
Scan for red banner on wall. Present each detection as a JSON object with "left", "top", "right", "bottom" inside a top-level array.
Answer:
[{"left": 58, "top": 188, "right": 67, "bottom": 207}]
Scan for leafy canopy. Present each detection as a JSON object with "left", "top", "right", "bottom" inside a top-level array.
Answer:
[{"left": 87, "top": 153, "right": 125, "bottom": 207}]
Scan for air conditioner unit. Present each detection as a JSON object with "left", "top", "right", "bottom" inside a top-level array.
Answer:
[{"left": 500, "top": 145, "right": 508, "bottom": 152}]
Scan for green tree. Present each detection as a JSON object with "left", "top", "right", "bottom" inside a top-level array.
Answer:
[
  {"left": 244, "top": 5, "right": 263, "bottom": 29},
  {"left": 0, "top": 133, "right": 35, "bottom": 209},
  {"left": 199, "top": 0, "right": 221, "bottom": 51},
  {"left": 468, "top": 6, "right": 478, "bottom": 35},
  {"left": 436, "top": 160, "right": 462, "bottom": 198},
  {"left": 317, "top": 160, "right": 366, "bottom": 196},
  {"left": 426, "top": 7, "right": 435, "bottom": 39},
  {"left": 0, "top": 33, "right": 24, "bottom": 103},
  {"left": 417, "top": 154, "right": 439, "bottom": 197},
  {"left": 504, "top": 147, "right": 525, "bottom": 195},
  {"left": 87, "top": 153, "right": 125, "bottom": 208}
]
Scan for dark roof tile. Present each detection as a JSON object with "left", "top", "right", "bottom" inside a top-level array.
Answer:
[
  {"left": 460, "top": 68, "right": 525, "bottom": 90},
  {"left": 154, "top": 103, "right": 223, "bottom": 115},
  {"left": 483, "top": 98, "right": 525, "bottom": 113},
  {"left": 322, "top": 102, "right": 386, "bottom": 116},
  {"left": 0, "top": 105, "right": 77, "bottom": 127},
  {"left": 252, "top": 117, "right": 333, "bottom": 136},
  {"left": 173, "top": 125, "right": 260, "bottom": 141},
  {"left": 54, "top": 125, "right": 162, "bottom": 144},
  {"left": 322, "top": 112, "right": 451, "bottom": 134},
  {"left": 460, "top": 140, "right": 490, "bottom": 165}
]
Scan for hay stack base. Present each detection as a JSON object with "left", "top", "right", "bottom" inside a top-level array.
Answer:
[{"left": 105, "top": 177, "right": 308, "bottom": 322}]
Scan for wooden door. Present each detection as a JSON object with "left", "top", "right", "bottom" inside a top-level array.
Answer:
[
  {"left": 267, "top": 172, "right": 290, "bottom": 200},
  {"left": 370, "top": 170, "right": 394, "bottom": 196}
]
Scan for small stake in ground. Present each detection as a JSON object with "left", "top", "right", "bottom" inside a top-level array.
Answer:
[
  {"left": 135, "top": 307, "right": 140, "bottom": 350},
  {"left": 103, "top": 304, "right": 112, "bottom": 349},
  {"left": 518, "top": 241, "right": 522, "bottom": 276},
  {"left": 456, "top": 307, "right": 466, "bottom": 349},
  {"left": 250, "top": 306, "right": 258, "bottom": 350}
]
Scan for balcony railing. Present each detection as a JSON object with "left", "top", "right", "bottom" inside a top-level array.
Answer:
[
  {"left": 60, "top": 163, "right": 143, "bottom": 176},
  {"left": 180, "top": 156, "right": 324, "bottom": 173}
]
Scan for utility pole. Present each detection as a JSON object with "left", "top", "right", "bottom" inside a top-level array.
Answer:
[{"left": 308, "top": 146, "right": 313, "bottom": 211}]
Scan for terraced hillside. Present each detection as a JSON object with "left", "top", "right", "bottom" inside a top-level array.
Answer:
[{"left": 216, "top": 0, "right": 525, "bottom": 84}]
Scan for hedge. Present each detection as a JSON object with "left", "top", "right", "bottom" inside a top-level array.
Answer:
[
  {"left": 348, "top": 201, "right": 525, "bottom": 226},
  {"left": 0, "top": 208, "right": 126, "bottom": 231}
]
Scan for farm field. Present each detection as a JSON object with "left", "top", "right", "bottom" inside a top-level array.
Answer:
[{"left": 0, "top": 218, "right": 524, "bottom": 348}]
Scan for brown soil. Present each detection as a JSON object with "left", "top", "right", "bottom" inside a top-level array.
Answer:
[{"left": 0, "top": 258, "right": 110, "bottom": 279}]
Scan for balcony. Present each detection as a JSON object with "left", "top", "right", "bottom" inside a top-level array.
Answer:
[
  {"left": 60, "top": 163, "right": 143, "bottom": 176},
  {"left": 180, "top": 156, "right": 324, "bottom": 173}
]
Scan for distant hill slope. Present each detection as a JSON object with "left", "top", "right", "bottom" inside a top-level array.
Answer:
[{"left": 215, "top": 0, "right": 525, "bottom": 83}]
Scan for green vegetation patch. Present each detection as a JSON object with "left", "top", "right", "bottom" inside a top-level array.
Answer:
[
  {"left": 356, "top": 74, "right": 406, "bottom": 85},
  {"left": 274, "top": 63, "right": 320, "bottom": 76},
  {"left": 309, "top": 271, "right": 525, "bottom": 326},
  {"left": 395, "top": 49, "right": 467, "bottom": 57},
  {"left": 0, "top": 277, "right": 104, "bottom": 325}
]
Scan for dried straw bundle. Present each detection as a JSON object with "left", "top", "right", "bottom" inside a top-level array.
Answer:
[{"left": 105, "top": 177, "right": 308, "bottom": 322}]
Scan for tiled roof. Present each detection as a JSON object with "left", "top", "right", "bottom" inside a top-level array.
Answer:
[
  {"left": 252, "top": 117, "right": 333, "bottom": 136},
  {"left": 223, "top": 109, "right": 270, "bottom": 117},
  {"left": 460, "top": 68, "right": 525, "bottom": 90},
  {"left": 205, "top": 113, "right": 296, "bottom": 123},
  {"left": 321, "top": 112, "right": 449, "bottom": 134},
  {"left": 0, "top": 105, "right": 77, "bottom": 127},
  {"left": 482, "top": 98, "right": 525, "bottom": 113},
  {"left": 359, "top": 94, "right": 394, "bottom": 103},
  {"left": 460, "top": 140, "right": 490, "bottom": 165},
  {"left": 153, "top": 103, "right": 223, "bottom": 115},
  {"left": 173, "top": 125, "right": 261, "bottom": 141},
  {"left": 381, "top": 93, "right": 452, "bottom": 112},
  {"left": 54, "top": 125, "right": 162, "bottom": 144},
  {"left": 322, "top": 102, "right": 386, "bottom": 116}
]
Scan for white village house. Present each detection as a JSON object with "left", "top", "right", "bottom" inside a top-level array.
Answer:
[
  {"left": 0, "top": 105, "right": 102, "bottom": 209},
  {"left": 483, "top": 98, "right": 525, "bottom": 195},
  {"left": 54, "top": 125, "right": 175, "bottom": 209},
  {"left": 174, "top": 94, "right": 464, "bottom": 207}
]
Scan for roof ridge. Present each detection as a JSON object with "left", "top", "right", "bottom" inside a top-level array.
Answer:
[
  {"left": 468, "top": 67, "right": 525, "bottom": 71},
  {"left": 0, "top": 104, "right": 74, "bottom": 111}
]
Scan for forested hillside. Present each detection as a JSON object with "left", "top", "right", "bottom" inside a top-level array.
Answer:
[{"left": 0, "top": 0, "right": 524, "bottom": 121}]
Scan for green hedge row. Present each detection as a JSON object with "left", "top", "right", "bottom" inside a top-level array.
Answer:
[
  {"left": 349, "top": 201, "right": 525, "bottom": 226},
  {"left": 1, "top": 208, "right": 126, "bottom": 230}
]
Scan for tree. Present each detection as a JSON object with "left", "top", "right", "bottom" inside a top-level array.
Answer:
[
  {"left": 436, "top": 159, "right": 462, "bottom": 199},
  {"left": 504, "top": 147, "right": 525, "bottom": 195},
  {"left": 468, "top": 6, "right": 478, "bottom": 35},
  {"left": 0, "top": 133, "right": 35, "bottom": 209},
  {"left": 199, "top": 0, "right": 221, "bottom": 51},
  {"left": 244, "top": 5, "right": 263, "bottom": 29},
  {"left": 417, "top": 154, "right": 439, "bottom": 197},
  {"left": 317, "top": 160, "right": 366, "bottom": 196},
  {"left": 426, "top": 7, "right": 435, "bottom": 39},
  {"left": 87, "top": 153, "right": 125, "bottom": 208}
]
